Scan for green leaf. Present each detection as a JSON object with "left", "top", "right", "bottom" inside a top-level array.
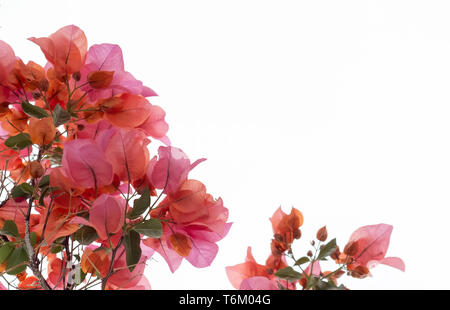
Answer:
[
  {"left": 124, "top": 230, "right": 141, "bottom": 272},
  {"left": 21, "top": 100, "right": 48, "bottom": 119},
  {"left": 295, "top": 256, "right": 310, "bottom": 266},
  {"left": 50, "top": 245, "right": 63, "bottom": 254},
  {"left": 128, "top": 187, "right": 150, "bottom": 219},
  {"left": 133, "top": 219, "right": 162, "bottom": 238},
  {"left": 11, "top": 183, "right": 34, "bottom": 199},
  {"left": 317, "top": 238, "right": 337, "bottom": 260},
  {"left": 306, "top": 276, "right": 320, "bottom": 290},
  {"left": 72, "top": 226, "right": 98, "bottom": 245},
  {"left": 38, "top": 187, "right": 50, "bottom": 206},
  {"left": 38, "top": 175, "right": 50, "bottom": 188},
  {"left": 0, "top": 220, "right": 20, "bottom": 238},
  {"left": 0, "top": 243, "right": 14, "bottom": 263},
  {"left": 4, "top": 133, "right": 32, "bottom": 150},
  {"left": 315, "top": 279, "right": 336, "bottom": 290},
  {"left": 275, "top": 266, "right": 303, "bottom": 282},
  {"left": 6, "top": 247, "right": 28, "bottom": 275},
  {"left": 52, "top": 104, "right": 71, "bottom": 127},
  {"left": 30, "top": 232, "right": 37, "bottom": 247}
]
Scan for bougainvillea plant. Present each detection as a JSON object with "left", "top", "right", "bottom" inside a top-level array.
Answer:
[
  {"left": 0, "top": 25, "right": 231, "bottom": 290},
  {"left": 226, "top": 207, "right": 405, "bottom": 290}
]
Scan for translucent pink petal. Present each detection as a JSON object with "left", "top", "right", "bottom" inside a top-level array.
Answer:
[
  {"left": 304, "top": 261, "right": 321, "bottom": 277},
  {"left": 245, "top": 246, "right": 257, "bottom": 263},
  {"left": 187, "top": 198, "right": 229, "bottom": 235},
  {"left": 0, "top": 40, "right": 15, "bottom": 83},
  {"left": 149, "top": 146, "right": 204, "bottom": 194},
  {"left": 142, "top": 86, "right": 158, "bottom": 97},
  {"left": 62, "top": 139, "right": 113, "bottom": 188},
  {"left": 108, "top": 246, "right": 149, "bottom": 289},
  {"left": 138, "top": 105, "right": 169, "bottom": 139},
  {"left": 0, "top": 199, "right": 27, "bottom": 236},
  {"left": 29, "top": 25, "right": 87, "bottom": 74},
  {"left": 142, "top": 236, "right": 183, "bottom": 273},
  {"left": 80, "top": 44, "right": 156, "bottom": 100},
  {"left": 185, "top": 238, "right": 219, "bottom": 268},
  {"left": 380, "top": 257, "right": 405, "bottom": 272},
  {"left": 159, "top": 135, "right": 171, "bottom": 146},
  {"left": 225, "top": 247, "right": 269, "bottom": 289},
  {"left": 76, "top": 120, "right": 116, "bottom": 151},
  {"left": 150, "top": 146, "right": 190, "bottom": 193},
  {"left": 191, "top": 158, "right": 207, "bottom": 170},
  {"left": 113, "top": 276, "right": 151, "bottom": 290},
  {"left": 240, "top": 276, "right": 279, "bottom": 290},
  {"left": 69, "top": 217, "right": 91, "bottom": 227},
  {"left": 185, "top": 222, "right": 232, "bottom": 243},
  {"left": 104, "top": 129, "right": 150, "bottom": 181},
  {"left": 84, "top": 44, "right": 124, "bottom": 71},
  {"left": 349, "top": 224, "right": 395, "bottom": 267},
  {"left": 269, "top": 206, "right": 285, "bottom": 234},
  {"left": 89, "top": 194, "right": 125, "bottom": 240}
]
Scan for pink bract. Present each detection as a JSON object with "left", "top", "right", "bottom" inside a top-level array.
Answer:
[{"left": 348, "top": 224, "right": 405, "bottom": 272}]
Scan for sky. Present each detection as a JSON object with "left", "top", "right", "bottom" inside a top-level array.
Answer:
[{"left": 1, "top": 0, "right": 449, "bottom": 289}]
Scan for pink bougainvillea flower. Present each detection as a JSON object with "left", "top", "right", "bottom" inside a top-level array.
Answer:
[
  {"left": 80, "top": 246, "right": 111, "bottom": 278},
  {"left": 148, "top": 146, "right": 206, "bottom": 194},
  {"left": 225, "top": 247, "right": 270, "bottom": 289},
  {"left": 0, "top": 25, "right": 230, "bottom": 291},
  {"left": 106, "top": 245, "right": 152, "bottom": 289},
  {"left": 75, "top": 119, "right": 116, "bottom": 149},
  {"left": 143, "top": 234, "right": 183, "bottom": 273},
  {"left": 104, "top": 128, "right": 150, "bottom": 182},
  {"left": 80, "top": 43, "right": 157, "bottom": 101},
  {"left": 17, "top": 276, "right": 42, "bottom": 290},
  {"left": 143, "top": 219, "right": 231, "bottom": 272},
  {"left": 347, "top": 224, "right": 405, "bottom": 272},
  {"left": 164, "top": 180, "right": 210, "bottom": 224},
  {"left": 1, "top": 108, "right": 29, "bottom": 135},
  {"left": 137, "top": 104, "right": 169, "bottom": 140},
  {"left": 0, "top": 199, "right": 28, "bottom": 236},
  {"left": 0, "top": 40, "right": 16, "bottom": 103},
  {"left": 46, "top": 253, "right": 67, "bottom": 289},
  {"left": 270, "top": 206, "right": 303, "bottom": 244},
  {"left": 240, "top": 276, "right": 279, "bottom": 290},
  {"left": 0, "top": 140, "right": 19, "bottom": 168},
  {"left": 184, "top": 224, "right": 231, "bottom": 268},
  {"left": 0, "top": 40, "right": 15, "bottom": 83},
  {"left": 71, "top": 194, "right": 125, "bottom": 240},
  {"left": 49, "top": 168, "right": 84, "bottom": 211},
  {"left": 107, "top": 276, "right": 151, "bottom": 290},
  {"left": 304, "top": 261, "right": 322, "bottom": 277},
  {"left": 29, "top": 25, "right": 88, "bottom": 75},
  {"left": 100, "top": 93, "right": 152, "bottom": 129},
  {"left": 265, "top": 253, "right": 289, "bottom": 273},
  {"left": 32, "top": 206, "right": 79, "bottom": 245},
  {"left": 61, "top": 139, "right": 113, "bottom": 189},
  {"left": 144, "top": 179, "right": 230, "bottom": 272},
  {"left": 9, "top": 59, "right": 46, "bottom": 92}
]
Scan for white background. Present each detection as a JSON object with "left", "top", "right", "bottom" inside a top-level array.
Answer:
[{"left": 1, "top": 0, "right": 449, "bottom": 289}]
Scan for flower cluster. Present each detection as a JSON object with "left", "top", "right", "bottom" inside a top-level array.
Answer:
[
  {"left": 0, "top": 25, "right": 230, "bottom": 290},
  {"left": 226, "top": 207, "right": 404, "bottom": 290}
]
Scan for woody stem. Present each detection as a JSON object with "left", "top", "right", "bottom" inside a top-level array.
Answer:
[
  {"left": 24, "top": 181, "right": 52, "bottom": 290},
  {"left": 23, "top": 148, "right": 52, "bottom": 290}
]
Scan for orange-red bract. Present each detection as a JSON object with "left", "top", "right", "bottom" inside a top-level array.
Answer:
[
  {"left": 28, "top": 117, "right": 56, "bottom": 146},
  {"left": 101, "top": 93, "right": 151, "bottom": 128},
  {"left": 29, "top": 25, "right": 88, "bottom": 75}
]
